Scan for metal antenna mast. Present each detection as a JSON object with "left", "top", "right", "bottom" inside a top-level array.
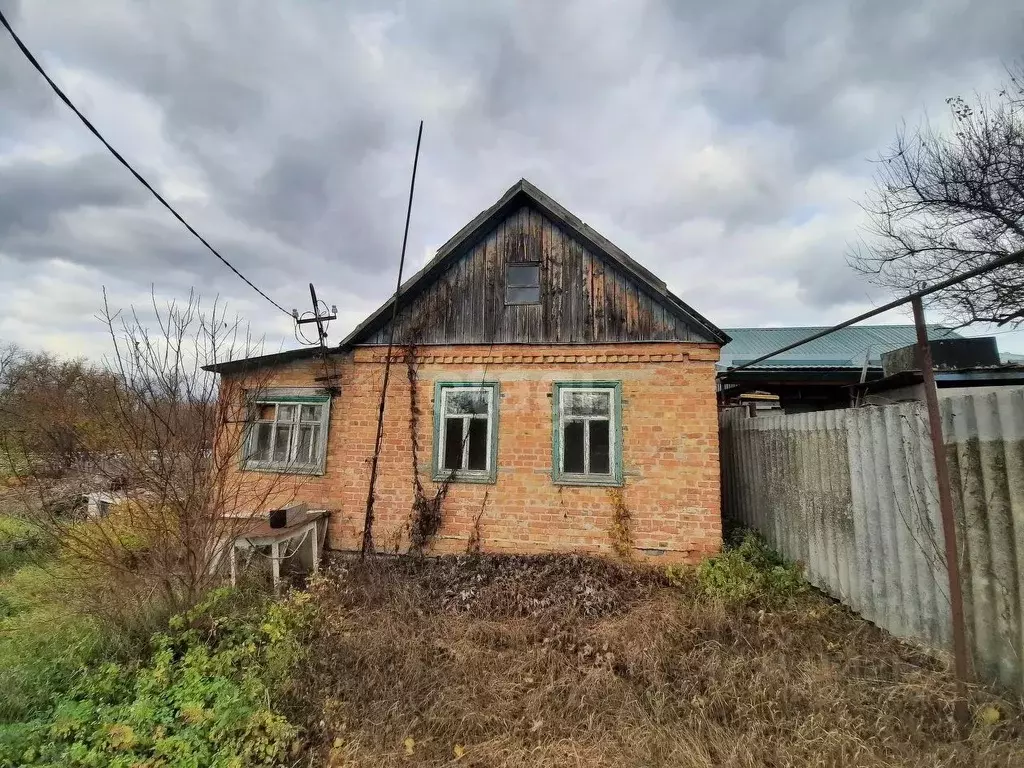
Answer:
[
  {"left": 293, "top": 283, "right": 340, "bottom": 391},
  {"left": 361, "top": 120, "right": 424, "bottom": 557}
]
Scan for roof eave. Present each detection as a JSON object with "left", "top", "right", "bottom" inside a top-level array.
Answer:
[{"left": 202, "top": 347, "right": 327, "bottom": 375}]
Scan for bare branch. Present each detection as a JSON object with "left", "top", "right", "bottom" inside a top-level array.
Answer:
[
  {"left": 851, "top": 65, "right": 1024, "bottom": 326},
  {"left": 0, "top": 290, "right": 308, "bottom": 622}
]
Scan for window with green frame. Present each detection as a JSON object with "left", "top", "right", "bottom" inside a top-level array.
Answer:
[
  {"left": 432, "top": 382, "right": 499, "bottom": 483},
  {"left": 243, "top": 390, "right": 331, "bottom": 475},
  {"left": 552, "top": 382, "right": 622, "bottom": 485}
]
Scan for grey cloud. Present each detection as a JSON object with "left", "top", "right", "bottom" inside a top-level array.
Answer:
[
  {"left": 0, "top": 154, "right": 139, "bottom": 235},
  {"left": 793, "top": 245, "right": 885, "bottom": 309},
  {"left": 1, "top": 0, "right": 1023, "bottom": 361},
  {"left": 229, "top": 118, "right": 397, "bottom": 258},
  {"left": 0, "top": 0, "right": 56, "bottom": 132},
  {"left": 19, "top": 3, "right": 432, "bottom": 280},
  {"left": 700, "top": 1, "right": 1019, "bottom": 159},
  {"left": 4, "top": 206, "right": 281, "bottom": 293},
  {"left": 677, "top": 1, "right": 1024, "bottom": 164}
]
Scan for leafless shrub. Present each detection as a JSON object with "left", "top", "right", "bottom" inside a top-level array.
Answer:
[
  {"left": 0, "top": 345, "right": 121, "bottom": 480},
  {"left": 466, "top": 492, "right": 487, "bottom": 555},
  {"left": 1, "top": 291, "right": 306, "bottom": 623},
  {"left": 607, "top": 488, "right": 634, "bottom": 560}
]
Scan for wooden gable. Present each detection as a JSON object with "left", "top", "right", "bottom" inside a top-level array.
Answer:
[{"left": 344, "top": 180, "right": 726, "bottom": 347}]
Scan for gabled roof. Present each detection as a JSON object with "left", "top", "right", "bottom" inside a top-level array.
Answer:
[
  {"left": 339, "top": 179, "right": 729, "bottom": 347},
  {"left": 205, "top": 179, "right": 728, "bottom": 374},
  {"left": 718, "top": 325, "right": 963, "bottom": 372}
]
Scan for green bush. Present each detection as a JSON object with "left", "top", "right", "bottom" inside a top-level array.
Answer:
[
  {"left": 667, "top": 531, "right": 807, "bottom": 608},
  {"left": 0, "top": 587, "right": 313, "bottom": 768}
]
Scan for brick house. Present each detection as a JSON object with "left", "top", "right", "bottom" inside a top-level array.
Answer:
[{"left": 206, "top": 180, "right": 730, "bottom": 562}]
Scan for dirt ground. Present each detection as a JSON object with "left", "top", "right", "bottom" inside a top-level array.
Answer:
[{"left": 284, "top": 553, "right": 1024, "bottom": 768}]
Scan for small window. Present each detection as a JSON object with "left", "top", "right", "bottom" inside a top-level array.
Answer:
[
  {"left": 553, "top": 382, "right": 622, "bottom": 485},
  {"left": 244, "top": 393, "right": 330, "bottom": 474},
  {"left": 433, "top": 382, "right": 499, "bottom": 483},
  {"left": 505, "top": 263, "right": 540, "bottom": 305}
]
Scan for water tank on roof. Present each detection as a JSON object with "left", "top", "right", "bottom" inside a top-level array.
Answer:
[{"left": 881, "top": 337, "right": 999, "bottom": 377}]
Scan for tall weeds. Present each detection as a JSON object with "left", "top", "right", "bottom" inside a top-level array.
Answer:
[{"left": 288, "top": 552, "right": 1024, "bottom": 767}]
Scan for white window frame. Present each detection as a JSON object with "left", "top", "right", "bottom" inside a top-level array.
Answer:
[
  {"left": 433, "top": 382, "right": 499, "bottom": 483},
  {"left": 242, "top": 391, "right": 331, "bottom": 475},
  {"left": 553, "top": 382, "right": 623, "bottom": 486}
]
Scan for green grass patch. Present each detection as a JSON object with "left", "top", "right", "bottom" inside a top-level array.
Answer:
[
  {"left": 0, "top": 515, "right": 52, "bottom": 577},
  {"left": 0, "top": 586, "right": 312, "bottom": 767},
  {"left": 0, "top": 564, "right": 109, "bottom": 724}
]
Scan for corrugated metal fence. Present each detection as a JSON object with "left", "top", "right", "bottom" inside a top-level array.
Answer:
[{"left": 720, "top": 389, "right": 1024, "bottom": 693}]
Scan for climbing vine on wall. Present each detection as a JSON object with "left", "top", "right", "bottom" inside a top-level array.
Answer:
[
  {"left": 607, "top": 488, "right": 634, "bottom": 560},
  {"left": 406, "top": 342, "right": 451, "bottom": 553},
  {"left": 466, "top": 491, "right": 488, "bottom": 555}
]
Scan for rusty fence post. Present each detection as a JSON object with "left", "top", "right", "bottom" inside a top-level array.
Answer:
[{"left": 911, "top": 296, "right": 970, "bottom": 723}]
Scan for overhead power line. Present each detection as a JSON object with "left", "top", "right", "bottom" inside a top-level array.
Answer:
[{"left": 0, "top": 9, "right": 293, "bottom": 318}]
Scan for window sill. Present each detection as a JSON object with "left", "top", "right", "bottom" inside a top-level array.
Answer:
[
  {"left": 241, "top": 463, "right": 325, "bottom": 477},
  {"left": 552, "top": 474, "right": 623, "bottom": 488},
  {"left": 431, "top": 470, "right": 497, "bottom": 485}
]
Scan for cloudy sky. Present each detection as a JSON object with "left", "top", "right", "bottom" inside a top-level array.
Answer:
[{"left": 2, "top": 0, "right": 1023, "bottom": 362}]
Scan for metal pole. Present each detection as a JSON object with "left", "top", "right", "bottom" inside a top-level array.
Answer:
[
  {"left": 911, "top": 296, "right": 970, "bottom": 723},
  {"left": 309, "top": 283, "right": 326, "bottom": 345},
  {"left": 361, "top": 120, "right": 424, "bottom": 557},
  {"left": 726, "top": 247, "right": 1024, "bottom": 373}
]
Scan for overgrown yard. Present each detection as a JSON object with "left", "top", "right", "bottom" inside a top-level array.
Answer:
[
  {"left": 289, "top": 548, "right": 1024, "bottom": 767},
  {"left": 2, "top": 528, "right": 1023, "bottom": 767}
]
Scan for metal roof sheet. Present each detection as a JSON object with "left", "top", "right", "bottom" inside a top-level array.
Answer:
[{"left": 718, "top": 325, "right": 963, "bottom": 371}]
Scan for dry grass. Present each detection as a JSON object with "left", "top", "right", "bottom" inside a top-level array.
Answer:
[{"left": 287, "top": 554, "right": 1024, "bottom": 768}]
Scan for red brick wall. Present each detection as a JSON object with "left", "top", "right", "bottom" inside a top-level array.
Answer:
[{"left": 221, "top": 342, "right": 721, "bottom": 563}]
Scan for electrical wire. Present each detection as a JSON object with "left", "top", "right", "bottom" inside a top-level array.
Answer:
[
  {"left": 294, "top": 311, "right": 321, "bottom": 346},
  {"left": 247, "top": 528, "right": 313, "bottom": 562},
  {"left": 0, "top": 9, "right": 293, "bottom": 318},
  {"left": 293, "top": 299, "right": 335, "bottom": 347},
  {"left": 316, "top": 300, "right": 332, "bottom": 334}
]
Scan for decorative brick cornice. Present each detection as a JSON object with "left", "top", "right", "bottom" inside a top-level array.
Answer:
[{"left": 362, "top": 350, "right": 717, "bottom": 365}]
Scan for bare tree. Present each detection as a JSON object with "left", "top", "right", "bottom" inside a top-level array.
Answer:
[
  {"left": 851, "top": 65, "right": 1024, "bottom": 326},
  {"left": 2, "top": 292, "right": 307, "bottom": 620},
  {"left": 0, "top": 342, "right": 22, "bottom": 389},
  {"left": 0, "top": 349, "right": 121, "bottom": 479}
]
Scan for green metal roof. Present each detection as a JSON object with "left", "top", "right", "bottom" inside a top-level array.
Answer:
[{"left": 718, "top": 325, "right": 963, "bottom": 371}]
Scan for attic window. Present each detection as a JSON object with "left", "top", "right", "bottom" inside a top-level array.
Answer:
[{"left": 505, "top": 263, "right": 540, "bottom": 305}]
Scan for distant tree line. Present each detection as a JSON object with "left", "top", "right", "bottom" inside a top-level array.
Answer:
[{"left": 0, "top": 343, "right": 121, "bottom": 478}]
